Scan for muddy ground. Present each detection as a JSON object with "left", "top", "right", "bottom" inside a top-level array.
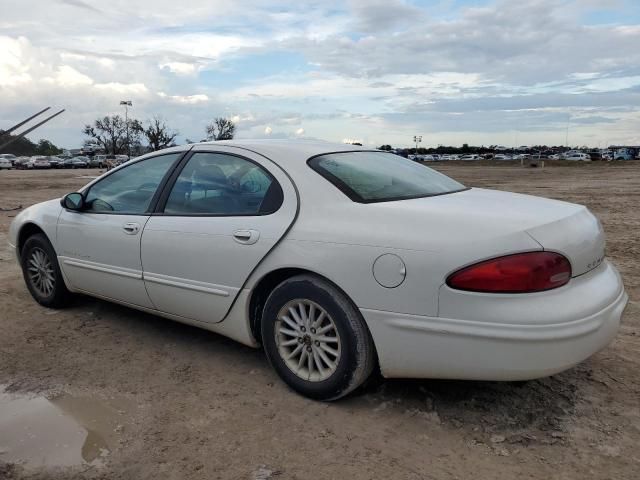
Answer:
[{"left": 0, "top": 162, "right": 638, "bottom": 479}]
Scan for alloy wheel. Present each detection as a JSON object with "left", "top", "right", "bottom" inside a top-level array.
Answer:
[
  {"left": 27, "top": 247, "right": 55, "bottom": 297},
  {"left": 275, "top": 299, "right": 342, "bottom": 382}
]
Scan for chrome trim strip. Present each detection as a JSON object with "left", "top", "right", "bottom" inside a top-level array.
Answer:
[
  {"left": 143, "top": 273, "right": 230, "bottom": 297},
  {"left": 61, "top": 257, "right": 142, "bottom": 279}
]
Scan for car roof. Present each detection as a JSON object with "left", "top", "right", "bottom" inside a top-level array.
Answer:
[{"left": 195, "top": 139, "right": 371, "bottom": 167}]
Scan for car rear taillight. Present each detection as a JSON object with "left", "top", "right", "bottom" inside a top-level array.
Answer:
[{"left": 446, "top": 252, "right": 571, "bottom": 293}]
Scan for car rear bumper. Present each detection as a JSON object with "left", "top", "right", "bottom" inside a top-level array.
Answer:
[{"left": 361, "top": 261, "right": 627, "bottom": 380}]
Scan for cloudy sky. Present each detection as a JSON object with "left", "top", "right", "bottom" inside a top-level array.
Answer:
[{"left": 1, "top": 0, "right": 640, "bottom": 149}]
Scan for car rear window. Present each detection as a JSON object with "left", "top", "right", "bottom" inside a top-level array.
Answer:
[{"left": 308, "top": 151, "right": 466, "bottom": 203}]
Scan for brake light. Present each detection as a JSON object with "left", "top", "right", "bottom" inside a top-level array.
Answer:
[{"left": 446, "top": 252, "right": 571, "bottom": 293}]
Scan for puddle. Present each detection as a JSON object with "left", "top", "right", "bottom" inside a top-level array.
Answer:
[{"left": 0, "top": 386, "right": 133, "bottom": 469}]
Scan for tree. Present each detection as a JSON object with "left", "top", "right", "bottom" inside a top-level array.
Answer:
[
  {"left": 35, "top": 139, "right": 62, "bottom": 156},
  {"left": 83, "top": 115, "right": 142, "bottom": 155},
  {"left": 0, "top": 132, "right": 62, "bottom": 156},
  {"left": 378, "top": 144, "right": 393, "bottom": 151},
  {"left": 141, "top": 116, "right": 178, "bottom": 151},
  {"left": 205, "top": 117, "right": 236, "bottom": 141}
]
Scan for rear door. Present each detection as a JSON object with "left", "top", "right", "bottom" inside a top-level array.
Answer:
[{"left": 140, "top": 145, "right": 297, "bottom": 323}]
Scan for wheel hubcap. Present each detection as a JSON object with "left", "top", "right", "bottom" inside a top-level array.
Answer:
[
  {"left": 275, "top": 299, "right": 341, "bottom": 382},
  {"left": 27, "top": 247, "right": 55, "bottom": 297}
]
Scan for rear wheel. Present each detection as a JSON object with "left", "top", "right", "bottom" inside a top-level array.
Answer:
[
  {"left": 20, "top": 233, "right": 70, "bottom": 308},
  {"left": 261, "top": 275, "right": 375, "bottom": 401}
]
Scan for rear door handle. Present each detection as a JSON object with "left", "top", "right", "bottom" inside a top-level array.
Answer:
[
  {"left": 233, "top": 229, "right": 260, "bottom": 245},
  {"left": 123, "top": 222, "right": 140, "bottom": 235}
]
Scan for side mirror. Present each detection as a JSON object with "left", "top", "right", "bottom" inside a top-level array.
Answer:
[{"left": 61, "top": 192, "right": 85, "bottom": 211}]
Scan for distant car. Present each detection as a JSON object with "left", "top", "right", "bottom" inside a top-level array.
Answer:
[
  {"left": 0, "top": 158, "right": 12, "bottom": 169},
  {"left": 548, "top": 154, "right": 560, "bottom": 160},
  {"left": 46, "top": 156, "right": 63, "bottom": 169},
  {"left": 103, "top": 155, "right": 130, "bottom": 169},
  {"left": 613, "top": 149, "right": 635, "bottom": 161},
  {"left": 493, "top": 154, "right": 511, "bottom": 160},
  {"left": 70, "top": 156, "right": 89, "bottom": 168},
  {"left": 13, "top": 157, "right": 30, "bottom": 169},
  {"left": 459, "top": 154, "right": 479, "bottom": 161},
  {"left": 421, "top": 155, "right": 436, "bottom": 162},
  {"left": 0, "top": 153, "right": 17, "bottom": 166},
  {"left": 31, "top": 156, "right": 51, "bottom": 169},
  {"left": 88, "top": 156, "right": 104, "bottom": 168},
  {"left": 8, "top": 140, "right": 628, "bottom": 401},
  {"left": 93, "top": 154, "right": 107, "bottom": 167},
  {"left": 565, "top": 153, "right": 591, "bottom": 162}
]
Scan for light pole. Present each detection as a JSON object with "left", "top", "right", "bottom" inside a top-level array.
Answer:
[
  {"left": 120, "top": 100, "right": 132, "bottom": 158},
  {"left": 413, "top": 135, "right": 422, "bottom": 155}
]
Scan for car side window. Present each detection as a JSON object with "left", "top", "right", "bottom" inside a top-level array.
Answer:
[
  {"left": 84, "top": 153, "right": 181, "bottom": 214},
  {"left": 163, "top": 152, "right": 282, "bottom": 215}
]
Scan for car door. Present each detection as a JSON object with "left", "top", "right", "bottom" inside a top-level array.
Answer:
[
  {"left": 56, "top": 151, "right": 185, "bottom": 308},
  {"left": 140, "top": 146, "right": 297, "bottom": 323}
]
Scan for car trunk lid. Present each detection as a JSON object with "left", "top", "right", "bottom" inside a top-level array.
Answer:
[{"left": 526, "top": 207, "right": 605, "bottom": 277}]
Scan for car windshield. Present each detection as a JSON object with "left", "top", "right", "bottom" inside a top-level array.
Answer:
[{"left": 308, "top": 151, "right": 466, "bottom": 203}]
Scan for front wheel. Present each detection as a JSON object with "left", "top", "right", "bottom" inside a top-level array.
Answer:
[
  {"left": 21, "top": 233, "right": 71, "bottom": 308},
  {"left": 261, "top": 275, "right": 375, "bottom": 401}
]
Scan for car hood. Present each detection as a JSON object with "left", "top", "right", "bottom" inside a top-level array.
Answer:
[{"left": 296, "top": 188, "right": 604, "bottom": 277}]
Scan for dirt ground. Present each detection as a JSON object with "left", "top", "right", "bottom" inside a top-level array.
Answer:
[{"left": 0, "top": 162, "right": 638, "bottom": 480}]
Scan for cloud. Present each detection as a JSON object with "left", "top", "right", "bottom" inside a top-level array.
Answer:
[
  {"left": 159, "top": 61, "right": 199, "bottom": 76},
  {"left": 1, "top": 0, "right": 639, "bottom": 148}
]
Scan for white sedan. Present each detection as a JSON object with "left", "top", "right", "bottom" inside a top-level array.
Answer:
[{"left": 9, "top": 141, "right": 627, "bottom": 400}]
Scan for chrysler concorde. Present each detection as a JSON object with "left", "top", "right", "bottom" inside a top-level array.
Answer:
[{"left": 9, "top": 141, "right": 627, "bottom": 400}]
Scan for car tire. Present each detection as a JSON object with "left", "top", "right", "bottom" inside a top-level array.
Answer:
[
  {"left": 20, "top": 233, "right": 71, "bottom": 308},
  {"left": 261, "top": 274, "right": 376, "bottom": 401}
]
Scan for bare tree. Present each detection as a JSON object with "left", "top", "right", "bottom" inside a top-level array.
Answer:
[
  {"left": 142, "top": 116, "right": 178, "bottom": 151},
  {"left": 205, "top": 117, "right": 236, "bottom": 141},
  {"left": 83, "top": 115, "right": 142, "bottom": 155}
]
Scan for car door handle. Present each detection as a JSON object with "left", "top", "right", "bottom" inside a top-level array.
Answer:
[
  {"left": 122, "top": 222, "right": 140, "bottom": 235},
  {"left": 233, "top": 229, "right": 260, "bottom": 245}
]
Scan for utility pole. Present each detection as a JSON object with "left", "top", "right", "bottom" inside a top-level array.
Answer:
[
  {"left": 120, "top": 100, "right": 132, "bottom": 158},
  {"left": 413, "top": 135, "right": 422, "bottom": 153}
]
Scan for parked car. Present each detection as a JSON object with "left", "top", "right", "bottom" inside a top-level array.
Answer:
[
  {"left": 493, "top": 154, "right": 511, "bottom": 160},
  {"left": 565, "top": 152, "right": 591, "bottom": 161},
  {"left": 46, "top": 156, "right": 63, "bottom": 169},
  {"left": 548, "top": 154, "right": 560, "bottom": 160},
  {"left": 88, "top": 156, "right": 104, "bottom": 168},
  {"left": 459, "top": 154, "right": 480, "bottom": 161},
  {"left": 70, "top": 156, "right": 89, "bottom": 168},
  {"left": 105, "top": 155, "right": 122, "bottom": 170},
  {"left": 93, "top": 154, "right": 107, "bottom": 168},
  {"left": 0, "top": 153, "right": 17, "bottom": 166},
  {"left": 613, "top": 148, "right": 635, "bottom": 161},
  {"left": 30, "top": 156, "right": 51, "bottom": 169},
  {"left": 8, "top": 141, "right": 627, "bottom": 400},
  {"left": 0, "top": 157, "right": 13, "bottom": 169},
  {"left": 13, "top": 157, "right": 31, "bottom": 169}
]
